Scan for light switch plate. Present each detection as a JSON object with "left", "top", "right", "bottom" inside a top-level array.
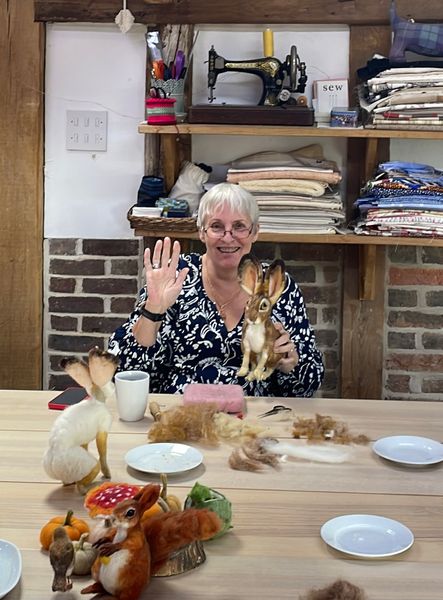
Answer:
[{"left": 66, "top": 110, "right": 108, "bottom": 151}]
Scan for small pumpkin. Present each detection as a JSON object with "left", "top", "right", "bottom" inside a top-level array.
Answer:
[
  {"left": 72, "top": 532, "right": 97, "bottom": 575},
  {"left": 40, "top": 509, "right": 89, "bottom": 551},
  {"left": 160, "top": 473, "right": 181, "bottom": 512}
]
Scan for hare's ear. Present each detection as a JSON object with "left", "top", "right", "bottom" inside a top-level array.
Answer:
[
  {"left": 134, "top": 483, "right": 161, "bottom": 512},
  {"left": 88, "top": 347, "right": 119, "bottom": 388},
  {"left": 238, "top": 254, "right": 263, "bottom": 296},
  {"left": 264, "top": 259, "right": 285, "bottom": 305},
  {"left": 60, "top": 357, "right": 93, "bottom": 393}
]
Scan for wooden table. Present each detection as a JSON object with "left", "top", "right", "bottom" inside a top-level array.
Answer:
[{"left": 1, "top": 391, "right": 443, "bottom": 599}]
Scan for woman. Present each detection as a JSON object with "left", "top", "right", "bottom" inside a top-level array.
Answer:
[{"left": 109, "top": 183, "right": 324, "bottom": 397}]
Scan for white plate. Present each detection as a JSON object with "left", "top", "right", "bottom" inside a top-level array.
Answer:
[
  {"left": 373, "top": 435, "right": 443, "bottom": 466},
  {"left": 0, "top": 539, "right": 22, "bottom": 599},
  {"left": 125, "top": 443, "right": 203, "bottom": 474},
  {"left": 321, "top": 514, "right": 414, "bottom": 558}
]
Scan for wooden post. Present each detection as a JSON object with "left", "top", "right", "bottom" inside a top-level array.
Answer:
[
  {"left": 340, "top": 24, "right": 391, "bottom": 399},
  {"left": 359, "top": 245, "right": 377, "bottom": 301},
  {"left": 0, "top": 1, "right": 44, "bottom": 388},
  {"left": 155, "top": 25, "right": 193, "bottom": 192},
  {"left": 161, "top": 133, "right": 182, "bottom": 192}
]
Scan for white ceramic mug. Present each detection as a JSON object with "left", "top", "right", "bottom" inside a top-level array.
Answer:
[{"left": 114, "top": 370, "right": 149, "bottom": 421}]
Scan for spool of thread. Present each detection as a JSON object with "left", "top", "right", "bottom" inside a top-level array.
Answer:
[
  {"left": 297, "top": 95, "right": 308, "bottom": 106},
  {"left": 263, "top": 28, "right": 274, "bottom": 57}
]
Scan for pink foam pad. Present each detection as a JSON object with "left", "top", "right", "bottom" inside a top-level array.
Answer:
[{"left": 183, "top": 383, "right": 245, "bottom": 414}]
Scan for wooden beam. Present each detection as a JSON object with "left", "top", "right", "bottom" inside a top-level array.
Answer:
[
  {"left": 161, "top": 134, "right": 182, "bottom": 191},
  {"left": 0, "top": 1, "right": 44, "bottom": 388},
  {"left": 359, "top": 244, "right": 377, "bottom": 301},
  {"left": 155, "top": 24, "right": 193, "bottom": 190},
  {"left": 34, "top": 1, "right": 443, "bottom": 25},
  {"left": 341, "top": 245, "right": 386, "bottom": 399},
  {"left": 340, "top": 23, "right": 391, "bottom": 399}
]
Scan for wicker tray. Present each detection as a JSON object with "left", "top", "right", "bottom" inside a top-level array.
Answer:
[{"left": 127, "top": 206, "right": 198, "bottom": 232}]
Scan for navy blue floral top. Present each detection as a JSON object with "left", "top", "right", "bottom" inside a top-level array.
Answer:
[{"left": 109, "top": 253, "right": 324, "bottom": 397}]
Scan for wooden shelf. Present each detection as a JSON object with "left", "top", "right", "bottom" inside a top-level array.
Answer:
[
  {"left": 134, "top": 228, "right": 443, "bottom": 247},
  {"left": 138, "top": 120, "right": 443, "bottom": 300},
  {"left": 134, "top": 227, "right": 443, "bottom": 302},
  {"left": 138, "top": 122, "right": 443, "bottom": 140}
]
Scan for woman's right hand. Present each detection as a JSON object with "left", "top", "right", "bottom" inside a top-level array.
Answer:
[{"left": 143, "top": 237, "right": 189, "bottom": 313}]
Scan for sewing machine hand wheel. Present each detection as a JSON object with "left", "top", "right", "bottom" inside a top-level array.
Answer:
[{"left": 288, "top": 45, "right": 298, "bottom": 92}]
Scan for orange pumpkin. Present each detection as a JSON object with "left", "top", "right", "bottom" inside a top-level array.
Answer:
[{"left": 40, "top": 510, "right": 89, "bottom": 551}]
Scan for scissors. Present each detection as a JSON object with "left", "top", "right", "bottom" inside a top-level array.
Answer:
[
  {"left": 148, "top": 87, "right": 167, "bottom": 99},
  {"left": 258, "top": 405, "right": 293, "bottom": 418}
]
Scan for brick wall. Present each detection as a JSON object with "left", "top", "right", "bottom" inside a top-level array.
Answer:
[
  {"left": 253, "top": 242, "right": 342, "bottom": 398},
  {"left": 45, "top": 239, "right": 143, "bottom": 389},
  {"left": 384, "top": 246, "right": 443, "bottom": 400},
  {"left": 45, "top": 239, "right": 342, "bottom": 396},
  {"left": 46, "top": 238, "right": 443, "bottom": 399}
]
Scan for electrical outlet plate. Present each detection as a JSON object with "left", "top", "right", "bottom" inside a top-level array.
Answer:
[{"left": 66, "top": 110, "right": 108, "bottom": 151}]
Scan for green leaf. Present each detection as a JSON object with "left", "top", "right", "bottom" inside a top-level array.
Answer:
[{"left": 185, "top": 482, "right": 232, "bottom": 539}]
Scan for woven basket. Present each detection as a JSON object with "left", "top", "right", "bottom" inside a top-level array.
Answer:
[{"left": 127, "top": 206, "right": 198, "bottom": 232}]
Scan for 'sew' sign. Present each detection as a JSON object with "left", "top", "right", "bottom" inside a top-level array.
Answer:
[{"left": 313, "top": 79, "right": 349, "bottom": 122}]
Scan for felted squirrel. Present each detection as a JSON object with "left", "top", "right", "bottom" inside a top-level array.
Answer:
[{"left": 82, "top": 483, "right": 222, "bottom": 600}]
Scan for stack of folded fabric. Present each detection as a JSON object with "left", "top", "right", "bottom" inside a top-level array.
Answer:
[
  {"left": 359, "top": 64, "right": 443, "bottom": 130},
  {"left": 353, "top": 161, "right": 443, "bottom": 237},
  {"left": 225, "top": 146, "right": 346, "bottom": 234}
]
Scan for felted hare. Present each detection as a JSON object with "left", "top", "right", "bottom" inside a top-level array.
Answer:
[
  {"left": 43, "top": 348, "right": 119, "bottom": 494},
  {"left": 237, "top": 254, "right": 286, "bottom": 382}
]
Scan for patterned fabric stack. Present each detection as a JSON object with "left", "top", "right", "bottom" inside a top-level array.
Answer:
[
  {"left": 353, "top": 161, "right": 443, "bottom": 238},
  {"left": 225, "top": 147, "right": 345, "bottom": 234},
  {"left": 359, "top": 65, "right": 443, "bottom": 130}
]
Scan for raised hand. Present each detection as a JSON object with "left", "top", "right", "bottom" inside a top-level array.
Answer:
[{"left": 143, "top": 237, "right": 189, "bottom": 313}]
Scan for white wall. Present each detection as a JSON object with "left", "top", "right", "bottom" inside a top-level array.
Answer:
[
  {"left": 44, "top": 23, "right": 440, "bottom": 241},
  {"left": 45, "top": 23, "right": 146, "bottom": 240},
  {"left": 191, "top": 25, "right": 349, "bottom": 169},
  {"left": 44, "top": 24, "right": 350, "bottom": 240},
  {"left": 192, "top": 24, "right": 349, "bottom": 106},
  {"left": 391, "top": 139, "right": 443, "bottom": 170}
]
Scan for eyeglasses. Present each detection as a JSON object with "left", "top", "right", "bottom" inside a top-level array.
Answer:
[{"left": 203, "top": 223, "right": 254, "bottom": 239}]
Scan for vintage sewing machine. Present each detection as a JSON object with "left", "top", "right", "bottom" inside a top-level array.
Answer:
[
  {"left": 207, "top": 44, "right": 306, "bottom": 106},
  {"left": 188, "top": 45, "right": 314, "bottom": 126}
]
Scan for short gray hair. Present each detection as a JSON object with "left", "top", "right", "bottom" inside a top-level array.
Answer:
[{"left": 197, "top": 182, "right": 260, "bottom": 229}]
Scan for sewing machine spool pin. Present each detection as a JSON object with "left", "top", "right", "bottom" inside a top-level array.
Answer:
[{"left": 207, "top": 44, "right": 306, "bottom": 107}]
